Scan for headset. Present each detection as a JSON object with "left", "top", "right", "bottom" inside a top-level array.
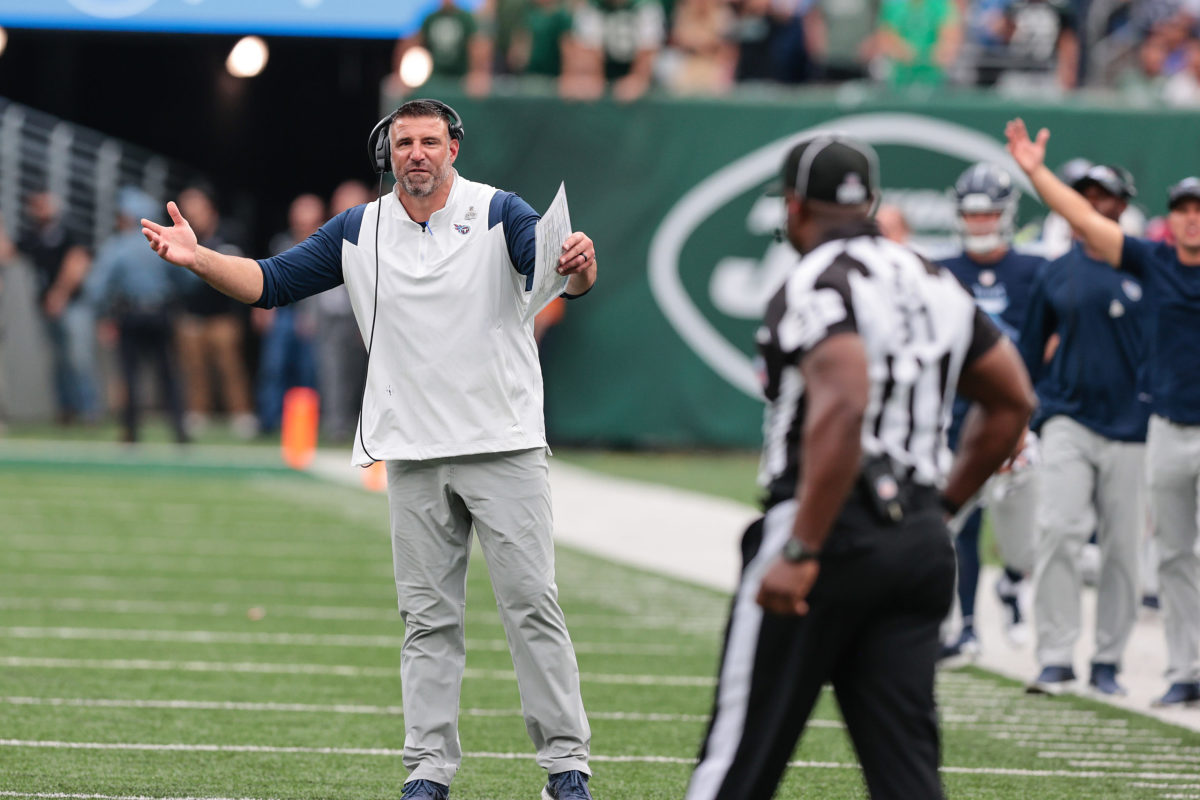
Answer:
[
  {"left": 367, "top": 98, "right": 465, "bottom": 174},
  {"left": 357, "top": 99, "right": 465, "bottom": 464}
]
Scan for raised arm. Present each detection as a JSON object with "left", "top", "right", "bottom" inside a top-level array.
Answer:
[
  {"left": 1005, "top": 118, "right": 1124, "bottom": 266},
  {"left": 142, "top": 201, "right": 263, "bottom": 304}
]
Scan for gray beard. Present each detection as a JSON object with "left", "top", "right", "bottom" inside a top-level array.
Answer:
[{"left": 400, "top": 165, "right": 448, "bottom": 198}]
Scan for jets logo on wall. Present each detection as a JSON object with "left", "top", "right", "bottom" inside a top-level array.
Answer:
[{"left": 648, "top": 113, "right": 1032, "bottom": 398}]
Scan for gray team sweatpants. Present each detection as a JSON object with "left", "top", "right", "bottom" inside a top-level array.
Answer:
[
  {"left": 1033, "top": 416, "right": 1144, "bottom": 669},
  {"left": 385, "top": 447, "right": 591, "bottom": 785},
  {"left": 1147, "top": 415, "right": 1200, "bottom": 684}
]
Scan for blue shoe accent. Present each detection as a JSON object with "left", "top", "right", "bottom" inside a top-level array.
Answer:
[
  {"left": 995, "top": 576, "right": 1024, "bottom": 626},
  {"left": 1088, "top": 663, "right": 1127, "bottom": 696},
  {"left": 1152, "top": 682, "right": 1200, "bottom": 707},
  {"left": 401, "top": 780, "right": 449, "bottom": 800},
  {"left": 937, "top": 626, "right": 980, "bottom": 667},
  {"left": 541, "top": 770, "right": 592, "bottom": 800},
  {"left": 1026, "top": 665, "right": 1076, "bottom": 695}
]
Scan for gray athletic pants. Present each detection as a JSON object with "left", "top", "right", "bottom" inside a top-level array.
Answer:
[
  {"left": 386, "top": 447, "right": 591, "bottom": 785},
  {"left": 1033, "top": 416, "right": 1144, "bottom": 669},
  {"left": 1147, "top": 415, "right": 1200, "bottom": 684}
]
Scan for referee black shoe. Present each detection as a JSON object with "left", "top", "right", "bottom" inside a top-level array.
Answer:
[{"left": 542, "top": 769, "right": 592, "bottom": 800}]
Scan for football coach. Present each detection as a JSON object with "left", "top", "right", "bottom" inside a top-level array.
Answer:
[{"left": 141, "top": 99, "right": 598, "bottom": 800}]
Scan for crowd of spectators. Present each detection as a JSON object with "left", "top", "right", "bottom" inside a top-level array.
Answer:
[
  {"left": 0, "top": 184, "right": 373, "bottom": 444},
  {"left": 390, "top": 0, "right": 1200, "bottom": 102}
]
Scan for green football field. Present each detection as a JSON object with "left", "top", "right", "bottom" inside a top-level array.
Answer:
[{"left": 1, "top": 446, "right": 1198, "bottom": 800}]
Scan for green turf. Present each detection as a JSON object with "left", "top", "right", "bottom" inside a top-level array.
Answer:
[
  {"left": 1, "top": 450, "right": 1198, "bottom": 800},
  {"left": 556, "top": 448, "right": 762, "bottom": 507}
]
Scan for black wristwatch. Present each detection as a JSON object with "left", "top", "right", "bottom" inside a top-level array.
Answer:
[{"left": 781, "top": 537, "right": 821, "bottom": 563}]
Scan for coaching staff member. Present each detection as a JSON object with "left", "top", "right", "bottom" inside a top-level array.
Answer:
[
  {"left": 686, "top": 136, "right": 1034, "bottom": 800},
  {"left": 1007, "top": 118, "right": 1200, "bottom": 708},
  {"left": 142, "top": 99, "right": 598, "bottom": 800}
]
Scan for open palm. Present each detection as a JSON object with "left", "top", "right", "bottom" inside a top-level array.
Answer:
[
  {"left": 1005, "top": 118, "right": 1049, "bottom": 175},
  {"left": 141, "top": 201, "right": 198, "bottom": 268}
]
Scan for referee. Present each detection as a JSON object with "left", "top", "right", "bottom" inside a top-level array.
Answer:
[{"left": 686, "top": 136, "right": 1034, "bottom": 800}]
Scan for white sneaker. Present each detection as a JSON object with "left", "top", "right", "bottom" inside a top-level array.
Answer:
[
  {"left": 995, "top": 574, "right": 1032, "bottom": 647},
  {"left": 185, "top": 411, "right": 209, "bottom": 437},
  {"left": 938, "top": 627, "right": 981, "bottom": 669},
  {"left": 230, "top": 412, "right": 258, "bottom": 440}
]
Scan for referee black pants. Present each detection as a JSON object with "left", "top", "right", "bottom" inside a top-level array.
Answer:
[{"left": 687, "top": 493, "right": 956, "bottom": 800}]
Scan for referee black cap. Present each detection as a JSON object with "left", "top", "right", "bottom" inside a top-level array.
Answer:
[
  {"left": 1072, "top": 164, "right": 1137, "bottom": 200},
  {"left": 1168, "top": 176, "right": 1200, "bottom": 209},
  {"left": 771, "top": 134, "right": 879, "bottom": 206}
]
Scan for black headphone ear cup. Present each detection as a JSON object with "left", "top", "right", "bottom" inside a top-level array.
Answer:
[
  {"left": 368, "top": 115, "right": 393, "bottom": 174},
  {"left": 376, "top": 133, "right": 390, "bottom": 174}
]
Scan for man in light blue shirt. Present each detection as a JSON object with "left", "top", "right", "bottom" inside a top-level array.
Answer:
[{"left": 86, "top": 187, "right": 189, "bottom": 444}]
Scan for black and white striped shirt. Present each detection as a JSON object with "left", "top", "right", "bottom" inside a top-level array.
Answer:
[{"left": 757, "top": 222, "right": 1002, "bottom": 503}]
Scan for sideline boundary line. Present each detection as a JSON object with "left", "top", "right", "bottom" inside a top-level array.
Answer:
[{"left": 3, "top": 739, "right": 1200, "bottom": 781}]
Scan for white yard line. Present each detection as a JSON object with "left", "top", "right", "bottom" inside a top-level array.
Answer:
[
  {"left": 0, "top": 626, "right": 698, "bottom": 656},
  {"left": 0, "top": 657, "right": 716, "bottom": 688},
  {"left": 2, "top": 739, "right": 1199, "bottom": 782},
  {"left": 1, "top": 533, "right": 381, "bottom": 562},
  {"left": 0, "top": 573, "right": 397, "bottom": 601},
  {"left": 0, "top": 793, "right": 280, "bottom": 800},
  {"left": 0, "top": 596, "right": 721, "bottom": 631},
  {"left": 0, "top": 696, "right": 718, "bottom": 724},
  {"left": 0, "top": 553, "right": 394, "bottom": 580}
]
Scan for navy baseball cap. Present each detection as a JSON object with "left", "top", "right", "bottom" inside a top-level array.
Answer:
[
  {"left": 1072, "top": 164, "right": 1136, "bottom": 200},
  {"left": 770, "top": 134, "right": 879, "bottom": 206},
  {"left": 1168, "top": 176, "right": 1200, "bottom": 209}
]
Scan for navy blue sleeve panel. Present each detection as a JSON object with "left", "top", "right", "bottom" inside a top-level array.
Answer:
[
  {"left": 1016, "top": 265, "right": 1056, "bottom": 385},
  {"left": 999, "top": 252, "right": 1047, "bottom": 335},
  {"left": 254, "top": 205, "right": 364, "bottom": 308},
  {"left": 1120, "top": 235, "right": 1155, "bottom": 279},
  {"left": 489, "top": 191, "right": 540, "bottom": 291}
]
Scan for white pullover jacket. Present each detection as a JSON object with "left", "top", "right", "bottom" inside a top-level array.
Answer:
[{"left": 255, "top": 172, "right": 561, "bottom": 466}]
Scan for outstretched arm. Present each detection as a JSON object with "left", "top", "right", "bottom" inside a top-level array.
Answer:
[
  {"left": 1004, "top": 118, "right": 1124, "bottom": 267},
  {"left": 142, "top": 201, "right": 264, "bottom": 304}
]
